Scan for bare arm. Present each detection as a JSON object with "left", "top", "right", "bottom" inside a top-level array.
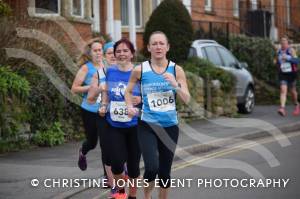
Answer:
[
  {"left": 175, "top": 65, "right": 190, "bottom": 104},
  {"left": 98, "top": 83, "right": 109, "bottom": 117},
  {"left": 87, "top": 72, "right": 102, "bottom": 104},
  {"left": 125, "top": 65, "right": 141, "bottom": 117},
  {"left": 163, "top": 65, "right": 190, "bottom": 104},
  {"left": 71, "top": 65, "right": 90, "bottom": 94}
]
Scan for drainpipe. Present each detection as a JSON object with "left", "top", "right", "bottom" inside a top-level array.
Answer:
[{"left": 269, "top": 0, "right": 278, "bottom": 41}]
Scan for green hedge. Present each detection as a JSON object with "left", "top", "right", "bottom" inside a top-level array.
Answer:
[
  {"left": 0, "top": 19, "right": 85, "bottom": 152},
  {"left": 229, "top": 35, "right": 277, "bottom": 85},
  {"left": 0, "top": 1, "right": 12, "bottom": 17},
  {"left": 143, "top": 0, "right": 193, "bottom": 63},
  {"left": 0, "top": 67, "right": 30, "bottom": 141},
  {"left": 183, "top": 57, "right": 235, "bottom": 93}
]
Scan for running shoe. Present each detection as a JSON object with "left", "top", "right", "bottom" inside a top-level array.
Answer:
[
  {"left": 107, "top": 187, "right": 118, "bottom": 199},
  {"left": 277, "top": 107, "right": 286, "bottom": 117},
  {"left": 293, "top": 104, "right": 300, "bottom": 116},
  {"left": 113, "top": 188, "right": 127, "bottom": 199},
  {"left": 114, "top": 193, "right": 127, "bottom": 199},
  {"left": 78, "top": 148, "right": 87, "bottom": 171}
]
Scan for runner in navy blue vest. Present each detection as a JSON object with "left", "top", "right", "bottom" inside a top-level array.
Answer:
[
  {"left": 276, "top": 36, "right": 300, "bottom": 116},
  {"left": 125, "top": 31, "right": 190, "bottom": 199},
  {"left": 99, "top": 38, "right": 141, "bottom": 199}
]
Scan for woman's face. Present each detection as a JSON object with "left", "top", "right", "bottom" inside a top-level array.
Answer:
[
  {"left": 115, "top": 43, "right": 133, "bottom": 65},
  {"left": 105, "top": 47, "right": 116, "bottom": 65},
  {"left": 147, "top": 33, "right": 169, "bottom": 59},
  {"left": 281, "top": 38, "right": 289, "bottom": 49},
  {"left": 90, "top": 42, "right": 103, "bottom": 64}
]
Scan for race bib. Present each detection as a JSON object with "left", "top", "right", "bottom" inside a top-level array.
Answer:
[
  {"left": 147, "top": 91, "right": 175, "bottom": 112},
  {"left": 281, "top": 62, "right": 292, "bottom": 73},
  {"left": 110, "top": 101, "right": 132, "bottom": 122},
  {"left": 96, "top": 93, "right": 102, "bottom": 103}
]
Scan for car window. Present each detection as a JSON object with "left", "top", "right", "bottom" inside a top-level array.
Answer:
[
  {"left": 188, "top": 47, "right": 197, "bottom": 57},
  {"left": 201, "top": 48, "right": 207, "bottom": 58},
  {"left": 217, "top": 47, "right": 237, "bottom": 68},
  {"left": 203, "top": 46, "right": 223, "bottom": 66}
]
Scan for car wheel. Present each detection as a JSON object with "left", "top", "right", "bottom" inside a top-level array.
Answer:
[{"left": 238, "top": 86, "right": 255, "bottom": 114}]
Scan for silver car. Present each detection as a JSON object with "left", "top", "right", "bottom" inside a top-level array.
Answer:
[{"left": 189, "top": 40, "right": 255, "bottom": 113}]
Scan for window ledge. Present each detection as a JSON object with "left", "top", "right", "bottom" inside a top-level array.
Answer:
[
  {"left": 30, "top": 15, "right": 92, "bottom": 24},
  {"left": 121, "top": 27, "right": 144, "bottom": 33},
  {"left": 204, "top": 10, "right": 216, "bottom": 15}
]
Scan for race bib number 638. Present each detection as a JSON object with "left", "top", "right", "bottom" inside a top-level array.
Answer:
[{"left": 110, "top": 101, "right": 132, "bottom": 122}]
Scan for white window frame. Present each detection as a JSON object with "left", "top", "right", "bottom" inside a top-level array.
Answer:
[
  {"left": 152, "top": 0, "right": 161, "bottom": 11},
  {"left": 32, "top": 0, "right": 61, "bottom": 17},
  {"left": 71, "top": 0, "right": 84, "bottom": 18},
  {"left": 183, "top": 0, "right": 191, "bottom": 14},
  {"left": 121, "top": 0, "right": 142, "bottom": 28},
  {"left": 205, "top": 0, "right": 212, "bottom": 12},
  {"left": 250, "top": 0, "right": 258, "bottom": 10},
  {"left": 286, "top": 0, "right": 291, "bottom": 26},
  {"left": 233, "top": 0, "right": 239, "bottom": 17},
  {"left": 91, "top": 0, "right": 101, "bottom": 32}
]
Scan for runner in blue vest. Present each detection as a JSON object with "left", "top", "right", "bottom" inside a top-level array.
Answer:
[
  {"left": 87, "top": 41, "right": 117, "bottom": 191},
  {"left": 103, "top": 41, "right": 117, "bottom": 67},
  {"left": 99, "top": 38, "right": 141, "bottom": 199},
  {"left": 276, "top": 36, "right": 300, "bottom": 116},
  {"left": 125, "top": 31, "right": 190, "bottom": 199},
  {"left": 71, "top": 38, "right": 108, "bottom": 177}
]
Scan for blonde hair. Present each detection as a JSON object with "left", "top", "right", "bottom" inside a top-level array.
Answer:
[{"left": 78, "top": 37, "right": 105, "bottom": 66}]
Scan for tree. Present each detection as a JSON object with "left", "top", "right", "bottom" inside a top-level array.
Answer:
[{"left": 143, "top": 0, "right": 193, "bottom": 63}]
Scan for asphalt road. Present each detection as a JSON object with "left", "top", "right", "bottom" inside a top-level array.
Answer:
[
  {"left": 168, "top": 131, "right": 300, "bottom": 199},
  {"left": 69, "top": 131, "right": 300, "bottom": 199}
]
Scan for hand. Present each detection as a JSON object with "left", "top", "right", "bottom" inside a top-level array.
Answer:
[
  {"left": 163, "top": 73, "right": 178, "bottom": 88},
  {"left": 98, "top": 105, "right": 107, "bottom": 117},
  {"left": 132, "top": 96, "right": 141, "bottom": 106},
  {"left": 128, "top": 107, "right": 139, "bottom": 118}
]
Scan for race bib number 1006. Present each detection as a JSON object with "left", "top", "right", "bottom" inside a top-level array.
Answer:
[{"left": 147, "top": 91, "right": 175, "bottom": 112}]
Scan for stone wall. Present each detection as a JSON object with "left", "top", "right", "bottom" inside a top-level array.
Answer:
[{"left": 178, "top": 72, "right": 237, "bottom": 120}]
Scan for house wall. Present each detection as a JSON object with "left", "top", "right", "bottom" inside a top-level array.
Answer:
[{"left": 4, "top": 0, "right": 93, "bottom": 56}]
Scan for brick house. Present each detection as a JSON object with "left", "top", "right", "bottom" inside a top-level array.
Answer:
[
  {"left": 191, "top": 0, "right": 300, "bottom": 42},
  {"left": 3, "top": 0, "right": 192, "bottom": 51},
  {"left": 3, "top": 0, "right": 300, "bottom": 54}
]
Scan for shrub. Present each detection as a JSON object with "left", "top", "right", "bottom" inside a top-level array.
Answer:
[
  {"left": 143, "top": 0, "right": 193, "bottom": 63},
  {"left": 0, "top": 19, "right": 84, "bottom": 144},
  {"left": 229, "top": 35, "right": 277, "bottom": 85},
  {"left": 32, "top": 122, "right": 65, "bottom": 147},
  {"left": 0, "top": 138, "right": 30, "bottom": 153},
  {"left": 0, "top": 1, "right": 12, "bottom": 17},
  {"left": 183, "top": 57, "right": 235, "bottom": 93},
  {"left": 0, "top": 66, "right": 30, "bottom": 141}
]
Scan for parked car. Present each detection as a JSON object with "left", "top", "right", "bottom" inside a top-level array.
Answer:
[{"left": 189, "top": 40, "right": 255, "bottom": 113}]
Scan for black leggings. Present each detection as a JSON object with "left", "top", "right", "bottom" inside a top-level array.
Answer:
[
  {"left": 138, "top": 120, "right": 179, "bottom": 188},
  {"left": 81, "top": 108, "right": 110, "bottom": 169},
  {"left": 108, "top": 124, "right": 141, "bottom": 178}
]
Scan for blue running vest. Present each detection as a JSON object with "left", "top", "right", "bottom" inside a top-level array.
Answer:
[
  {"left": 140, "top": 60, "right": 178, "bottom": 127},
  {"left": 81, "top": 61, "right": 106, "bottom": 113},
  {"left": 106, "top": 65, "right": 140, "bottom": 128}
]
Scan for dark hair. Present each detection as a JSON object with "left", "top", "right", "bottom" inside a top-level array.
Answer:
[
  {"left": 113, "top": 38, "right": 135, "bottom": 56},
  {"left": 148, "top": 31, "right": 169, "bottom": 44}
]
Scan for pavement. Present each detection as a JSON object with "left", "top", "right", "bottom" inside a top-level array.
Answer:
[{"left": 0, "top": 105, "right": 300, "bottom": 199}]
